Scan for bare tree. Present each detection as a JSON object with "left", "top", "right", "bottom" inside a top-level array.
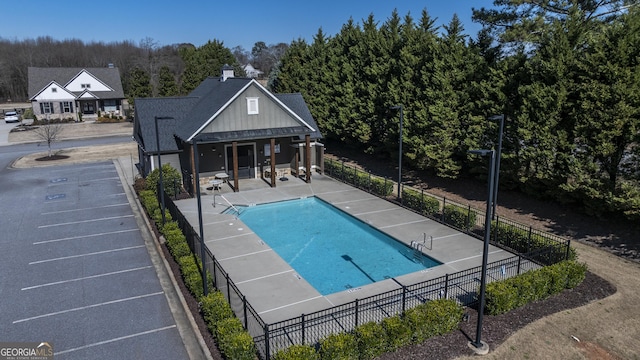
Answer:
[{"left": 34, "top": 120, "right": 64, "bottom": 157}]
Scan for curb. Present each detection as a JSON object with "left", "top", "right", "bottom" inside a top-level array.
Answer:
[{"left": 114, "top": 158, "right": 213, "bottom": 360}]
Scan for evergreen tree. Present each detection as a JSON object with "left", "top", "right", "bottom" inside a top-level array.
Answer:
[{"left": 158, "top": 65, "right": 179, "bottom": 97}]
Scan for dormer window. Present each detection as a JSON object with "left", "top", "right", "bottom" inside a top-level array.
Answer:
[{"left": 247, "top": 97, "right": 259, "bottom": 115}]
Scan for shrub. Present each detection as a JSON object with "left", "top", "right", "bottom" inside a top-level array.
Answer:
[
  {"left": 325, "top": 159, "right": 393, "bottom": 197},
  {"left": 443, "top": 204, "right": 476, "bottom": 231},
  {"left": 272, "top": 344, "right": 319, "bottom": 360},
  {"left": 146, "top": 164, "right": 182, "bottom": 197},
  {"left": 485, "top": 260, "right": 587, "bottom": 315},
  {"left": 215, "top": 317, "right": 255, "bottom": 360},
  {"left": 490, "top": 222, "right": 577, "bottom": 263},
  {"left": 381, "top": 315, "right": 412, "bottom": 351},
  {"left": 200, "top": 291, "right": 234, "bottom": 334},
  {"left": 405, "top": 299, "right": 463, "bottom": 343},
  {"left": 402, "top": 187, "right": 440, "bottom": 217},
  {"left": 319, "top": 332, "right": 358, "bottom": 360},
  {"left": 354, "top": 321, "right": 387, "bottom": 359},
  {"left": 177, "top": 255, "right": 204, "bottom": 298}
]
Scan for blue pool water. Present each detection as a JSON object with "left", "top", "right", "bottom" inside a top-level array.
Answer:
[{"left": 236, "top": 197, "right": 441, "bottom": 295}]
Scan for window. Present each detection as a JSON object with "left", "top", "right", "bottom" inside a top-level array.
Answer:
[
  {"left": 60, "top": 101, "right": 74, "bottom": 113},
  {"left": 40, "top": 102, "right": 54, "bottom": 114},
  {"left": 263, "top": 143, "right": 281, "bottom": 156},
  {"left": 81, "top": 83, "right": 91, "bottom": 89},
  {"left": 51, "top": 87, "right": 57, "bottom": 93},
  {"left": 247, "top": 97, "right": 259, "bottom": 115}
]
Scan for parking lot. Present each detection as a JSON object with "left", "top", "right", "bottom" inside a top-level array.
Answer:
[{"left": 0, "top": 161, "right": 191, "bottom": 359}]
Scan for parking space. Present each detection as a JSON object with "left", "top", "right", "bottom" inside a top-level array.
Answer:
[{"left": 0, "top": 161, "right": 190, "bottom": 359}]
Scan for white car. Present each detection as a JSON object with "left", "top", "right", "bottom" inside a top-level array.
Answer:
[{"left": 4, "top": 111, "right": 20, "bottom": 123}]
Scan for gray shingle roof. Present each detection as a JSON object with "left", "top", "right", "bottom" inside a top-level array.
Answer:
[
  {"left": 134, "top": 76, "right": 323, "bottom": 153},
  {"left": 28, "top": 67, "right": 125, "bottom": 99}
]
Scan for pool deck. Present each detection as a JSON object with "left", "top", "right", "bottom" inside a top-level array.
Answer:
[{"left": 174, "top": 174, "right": 514, "bottom": 324}]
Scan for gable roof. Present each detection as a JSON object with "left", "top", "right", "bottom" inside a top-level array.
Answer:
[
  {"left": 134, "top": 76, "right": 322, "bottom": 152},
  {"left": 28, "top": 67, "right": 125, "bottom": 100}
]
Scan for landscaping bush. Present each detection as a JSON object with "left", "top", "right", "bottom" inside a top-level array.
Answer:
[
  {"left": 354, "top": 321, "right": 387, "bottom": 359},
  {"left": 443, "top": 204, "right": 476, "bottom": 231},
  {"left": 319, "top": 332, "right": 358, "bottom": 360},
  {"left": 200, "top": 291, "right": 234, "bottom": 334},
  {"left": 380, "top": 315, "right": 412, "bottom": 351},
  {"left": 325, "top": 159, "right": 393, "bottom": 197},
  {"left": 490, "top": 222, "right": 577, "bottom": 262},
  {"left": 215, "top": 317, "right": 256, "bottom": 360},
  {"left": 485, "top": 260, "right": 588, "bottom": 315},
  {"left": 272, "top": 344, "right": 319, "bottom": 360},
  {"left": 145, "top": 164, "right": 182, "bottom": 197},
  {"left": 402, "top": 187, "right": 440, "bottom": 217},
  {"left": 404, "top": 299, "right": 463, "bottom": 343},
  {"left": 177, "top": 255, "right": 204, "bottom": 298}
]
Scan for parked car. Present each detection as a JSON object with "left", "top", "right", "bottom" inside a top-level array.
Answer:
[{"left": 4, "top": 111, "right": 20, "bottom": 123}]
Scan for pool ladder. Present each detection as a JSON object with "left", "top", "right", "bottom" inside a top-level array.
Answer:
[
  {"left": 213, "top": 194, "right": 241, "bottom": 218},
  {"left": 410, "top": 233, "right": 432, "bottom": 262}
]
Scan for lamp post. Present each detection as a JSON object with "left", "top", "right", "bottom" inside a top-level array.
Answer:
[
  {"left": 154, "top": 116, "right": 174, "bottom": 224},
  {"left": 488, "top": 114, "right": 504, "bottom": 219},
  {"left": 192, "top": 138, "right": 208, "bottom": 296},
  {"left": 390, "top": 105, "right": 403, "bottom": 201},
  {"left": 467, "top": 149, "right": 496, "bottom": 355}
]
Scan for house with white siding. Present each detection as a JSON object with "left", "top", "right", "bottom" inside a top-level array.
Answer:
[{"left": 27, "top": 65, "right": 125, "bottom": 121}]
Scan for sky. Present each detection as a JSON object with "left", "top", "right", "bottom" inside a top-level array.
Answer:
[{"left": 0, "top": 1, "right": 495, "bottom": 51}]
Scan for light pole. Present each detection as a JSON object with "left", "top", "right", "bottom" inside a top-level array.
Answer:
[
  {"left": 467, "top": 149, "right": 496, "bottom": 355},
  {"left": 390, "top": 105, "right": 403, "bottom": 201},
  {"left": 192, "top": 138, "right": 208, "bottom": 296},
  {"left": 488, "top": 114, "right": 504, "bottom": 219},
  {"left": 154, "top": 116, "right": 174, "bottom": 224}
]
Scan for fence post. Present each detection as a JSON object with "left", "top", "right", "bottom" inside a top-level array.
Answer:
[
  {"left": 301, "top": 313, "right": 306, "bottom": 345},
  {"left": 466, "top": 205, "right": 471, "bottom": 233},
  {"left": 341, "top": 160, "right": 345, "bottom": 181},
  {"left": 441, "top": 197, "right": 446, "bottom": 222},
  {"left": 401, "top": 286, "right": 406, "bottom": 314},
  {"left": 243, "top": 296, "right": 248, "bottom": 329},
  {"left": 384, "top": 177, "right": 388, "bottom": 195},
  {"left": 517, "top": 255, "right": 522, "bottom": 275},
  {"left": 226, "top": 273, "right": 231, "bottom": 304},
  {"left": 493, "top": 215, "right": 499, "bottom": 244},
  {"left": 444, "top": 274, "right": 449, "bottom": 299},
  {"left": 421, "top": 188, "right": 424, "bottom": 214},
  {"left": 527, "top": 226, "right": 533, "bottom": 254},
  {"left": 264, "top": 323, "right": 270, "bottom": 360},
  {"left": 565, "top": 239, "right": 571, "bottom": 260},
  {"left": 368, "top": 171, "right": 371, "bottom": 193},
  {"left": 355, "top": 299, "right": 359, "bottom": 328}
]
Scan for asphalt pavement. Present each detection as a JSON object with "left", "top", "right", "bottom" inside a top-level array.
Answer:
[{"left": 0, "top": 127, "right": 210, "bottom": 359}]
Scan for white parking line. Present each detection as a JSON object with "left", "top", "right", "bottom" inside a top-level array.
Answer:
[
  {"left": 37, "top": 215, "right": 134, "bottom": 228},
  {"left": 33, "top": 228, "right": 139, "bottom": 245},
  {"left": 41, "top": 203, "right": 130, "bottom": 215},
  {"left": 55, "top": 325, "right": 177, "bottom": 355},
  {"left": 13, "top": 292, "right": 164, "bottom": 323},
  {"left": 28, "top": 245, "right": 145, "bottom": 265},
  {"left": 21, "top": 266, "right": 153, "bottom": 290}
]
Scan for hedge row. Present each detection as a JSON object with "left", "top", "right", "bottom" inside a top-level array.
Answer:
[
  {"left": 485, "top": 260, "right": 587, "bottom": 315},
  {"left": 138, "top": 189, "right": 256, "bottom": 360},
  {"left": 401, "top": 187, "right": 440, "bottom": 217},
  {"left": 325, "top": 159, "right": 393, "bottom": 197},
  {"left": 490, "top": 221, "right": 577, "bottom": 262},
  {"left": 272, "top": 299, "right": 463, "bottom": 360}
]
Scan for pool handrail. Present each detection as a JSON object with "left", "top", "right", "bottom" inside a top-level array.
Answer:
[{"left": 213, "top": 194, "right": 242, "bottom": 217}]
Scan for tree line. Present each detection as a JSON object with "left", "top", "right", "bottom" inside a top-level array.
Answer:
[
  {"left": 270, "top": 1, "right": 640, "bottom": 220},
  {"left": 0, "top": 36, "right": 286, "bottom": 103}
]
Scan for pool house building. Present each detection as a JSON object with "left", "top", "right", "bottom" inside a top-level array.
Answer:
[{"left": 133, "top": 65, "right": 324, "bottom": 193}]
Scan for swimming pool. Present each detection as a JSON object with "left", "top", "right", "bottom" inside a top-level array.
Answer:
[{"left": 236, "top": 197, "right": 441, "bottom": 295}]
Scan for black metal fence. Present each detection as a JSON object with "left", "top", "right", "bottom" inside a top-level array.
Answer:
[{"left": 160, "top": 158, "right": 573, "bottom": 359}]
